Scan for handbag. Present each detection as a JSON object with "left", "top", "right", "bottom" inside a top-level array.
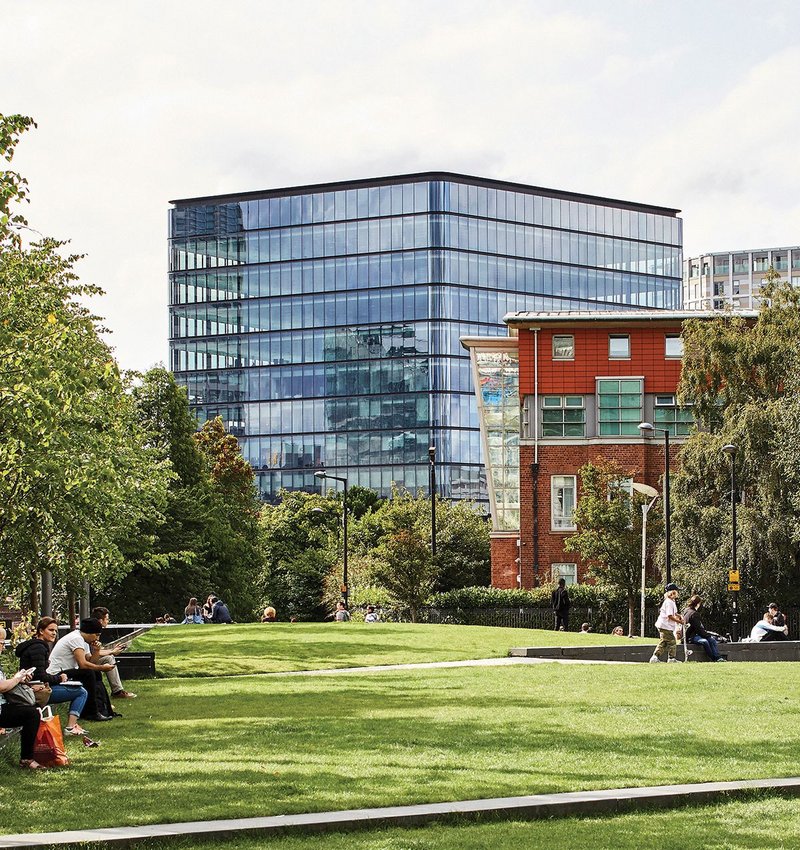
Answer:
[
  {"left": 7, "top": 682, "right": 36, "bottom": 707},
  {"left": 33, "top": 705, "right": 70, "bottom": 767},
  {"left": 33, "top": 683, "right": 52, "bottom": 708}
]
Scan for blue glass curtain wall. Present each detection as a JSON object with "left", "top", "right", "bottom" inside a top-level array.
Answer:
[
  {"left": 170, "top": 214, "right": 681, "bottom": 281},
  {"left": 170, "top": 250, "right": 678, "bottom": 310},
  {"left": 169, "top": 176, "right": 682, "bottom": 501},
  {"left": 170, "top": 180, "right": 681, "bottom": 249}
]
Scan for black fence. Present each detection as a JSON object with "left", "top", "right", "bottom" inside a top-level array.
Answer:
[{"left": 418, "top": 605, "right": 800, "bottom": 638}]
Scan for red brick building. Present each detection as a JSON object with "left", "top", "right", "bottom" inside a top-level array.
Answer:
[{"left": 463, "top": 310, "right": 755, "bottom": 588}]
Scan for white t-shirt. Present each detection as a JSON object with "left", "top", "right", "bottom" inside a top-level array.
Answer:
[
  {"left": 655, "top": 596, "right": 679, "bottom": 632},
  {"left": 47, "top": 630, "right": 91, "bottom": 674}
]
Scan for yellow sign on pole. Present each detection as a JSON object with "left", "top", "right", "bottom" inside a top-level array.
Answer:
[
  {"left": 728, "top": 569, "right": 740, "bottom": 584},
  {"left": 728, "top": 582, "right": 740, "bottom": 592}
]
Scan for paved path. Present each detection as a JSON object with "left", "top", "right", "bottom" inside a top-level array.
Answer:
[
  {"left": 265, "top": 655, "right": 631, "bottom": 677},
  {"left": 2, "top": 777, "right": 799, "bottom": 848}
]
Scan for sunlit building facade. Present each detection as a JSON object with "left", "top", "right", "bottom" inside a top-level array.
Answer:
[{"left": 168, "top": 173, "right": 683, "bottom": 501}]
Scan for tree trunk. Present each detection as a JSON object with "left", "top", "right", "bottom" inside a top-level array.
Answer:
[{"left": 68, "top": 591, "right": 76, "bottom": 630}]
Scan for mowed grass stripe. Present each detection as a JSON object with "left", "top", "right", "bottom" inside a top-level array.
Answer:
[
  {"left": 132, "top": 622, "right": 653, "bottom": 678},
  {"left": 2, "top": 660, "right": 799, "bottom": 834}
]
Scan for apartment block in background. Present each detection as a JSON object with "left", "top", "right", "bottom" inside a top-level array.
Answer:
[{"left": 683, "top": 246, "right": 800, "bottom": 310}]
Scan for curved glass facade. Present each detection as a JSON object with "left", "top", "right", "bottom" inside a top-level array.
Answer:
[{"left": 169, "top": 173, "right": 682, "bottom": 501}]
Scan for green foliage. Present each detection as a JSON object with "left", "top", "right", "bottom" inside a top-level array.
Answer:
[
  {"left": 95, "top": 370, "right": 260, "bottom": 621},
  {"left": 564, "top": 459, "right": 662, "bottom": 633},
  {"left": 672, "top": 281, "right": 800, "bottom": 607},
  {"left": 427, "top": 583, "right": 664, "bottom": 610},
  {"left": 0, "top": 114, "right": 172, "bottom": 604},
  {"left": 258, "top": 490, "right": 339, "bottom": 620}
]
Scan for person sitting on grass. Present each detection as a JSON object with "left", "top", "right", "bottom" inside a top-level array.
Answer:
[
  {"left": 261, "top": 606, "right": 277, "bottom": 622},
  {"left": 202, "top": 595, "right": 216, "bottom": 623},
  {"left": 334, "top": 601, "right": 350, "bottom": 622},
  {"left": 15, "top": 617, "right": 91, "bottom": 734},
  {"left": 90, "top": 607, "right": 137, "bottom": 699},
  {"left": 364, "top": 605, "right": 379, "bottom": 623},
  {"left": 611, "top": 626, "right": 624, "bottom": 636},
  {"left": 46, "top": 618, "right": 115, "bottom": 721},
  {"left": 182, "top": 598, "right": 203, "bottom": 624},
  {"left": 0, "top": 628, "right": 43, "bottom": 769},
  {"left": 580, "top": 623, "right": 591, "bottom": 633},
  {"left": 211, "top": 597, "right": 233, "bottom": 624}
]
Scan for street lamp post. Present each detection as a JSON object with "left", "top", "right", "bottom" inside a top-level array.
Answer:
[
  {"left": 429, "top": 445, "right": 437, "bottom": 559},
  {"left": 638, "top": 422, "right": 672, "bottom": 585},
  {"left": 314, "top": 471, "right": 349, "bottom": 609},
  {"left": 632, "top": 482, "right": 659, "bottom": 637},
  {"left": 722, "top": 444, "right": 739, "bottom": 642}
]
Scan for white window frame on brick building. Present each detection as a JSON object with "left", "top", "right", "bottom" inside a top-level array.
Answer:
[
  {"left": 552, "top": 334, "right": 575, "bottom": 360},
  {"left": 608, "top": 334, "right": 630, "bottom": 359},
  {"left": 551, "top": 562, "right": 577, "bottom": 585},
  {"left": 551, "top": 475, "right": 577, "bottom": 531},
  {"left": 665, "top": 334, "right": 683, "bottom": 358}
]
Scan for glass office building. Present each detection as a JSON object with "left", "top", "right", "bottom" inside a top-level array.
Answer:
[{"left": 169, "top": 172, "right": 682, "bottom": 501}]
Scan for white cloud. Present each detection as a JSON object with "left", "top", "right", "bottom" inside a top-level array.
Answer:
[{"left": 3, "top": 0, "right": 800, "bottom": 370}]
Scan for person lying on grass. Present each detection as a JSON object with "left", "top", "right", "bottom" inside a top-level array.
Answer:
[{"left": 15, "top": 617, "right": 91, "bottom": 735}]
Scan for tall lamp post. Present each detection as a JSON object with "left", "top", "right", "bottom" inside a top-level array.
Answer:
[
  {"left": 632, "top": 482, "right": 659, "bottom": 637},
  {"left": 429, "top": 445, "right": 437, "bottom": 559},
  {"left": 638, "top": 422, "right": 672, "bottom": 585},
  {"left": 722, "top": 444, "right": 739, "bottom": 642},
  {"left": 314, "top": 471, "right": 349, "bottom": 609}
]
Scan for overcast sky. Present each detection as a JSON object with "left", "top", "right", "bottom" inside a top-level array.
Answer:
[{"left": 4, "top": 0, "right": 800, "bottom": 371}]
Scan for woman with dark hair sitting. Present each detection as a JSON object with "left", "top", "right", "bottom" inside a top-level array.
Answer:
[
  {"left": 0, "top": 625, "right": 44, "bottom": 769},
  {"left": 15, "top": 617, "right": 91, "bottom": 734}
]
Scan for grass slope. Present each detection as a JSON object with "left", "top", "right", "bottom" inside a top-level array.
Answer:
[
  {"left": 133, "top": 622, "right": 652, "bottom": 677},
  {"left": 2, "top": 657, "right": 799, "bottom": 835}
]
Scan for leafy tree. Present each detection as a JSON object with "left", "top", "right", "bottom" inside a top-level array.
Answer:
[
  {"left": 360, "top": 490, "right": 436, "bottom": 622},
  {"left": 564, "top": 459, "right": 662, "bottom": 635},
  {"left": 96, "top": 371, "right": 259, "bottom": 621},
  {"left": 671, "top": 277, "right": 800, "bottom": 608},
  {"left": 258, "top": 490, "right": 338, "bottom": 620},
  {"left": 0, "top": 114, "right": 171, "bottom": 609}
]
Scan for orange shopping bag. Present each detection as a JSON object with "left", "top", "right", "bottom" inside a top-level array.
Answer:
[{"left": 33, "top": 705, "right": 70, "bottom": 767}]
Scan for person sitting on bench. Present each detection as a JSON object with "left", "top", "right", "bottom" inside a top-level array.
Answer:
[{"left": 682, "top": 595, "right": 725, "bottom": 661}]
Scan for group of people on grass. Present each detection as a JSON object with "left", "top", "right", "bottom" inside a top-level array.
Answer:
[
  {"left": 0, "top": 606, "right": 137, "bottom": 769},
  {"left": 178, "top": 595, "right": 233, "bottom": 625}
]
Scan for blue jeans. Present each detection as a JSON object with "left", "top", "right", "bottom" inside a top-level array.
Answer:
[
  {"left": 49, "top": 684, "right": 88, "bottom": 717},
  {"left": 690, "top": 635, "right": 720, "bottom": 661}
]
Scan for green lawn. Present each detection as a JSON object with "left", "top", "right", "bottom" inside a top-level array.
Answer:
[
  {"left": 2, "top": 643, "right": 799, "bottom": 835},
  {"left": 133, "top": 622, "right": 652, "bottom": 677},
  {"left": 70, "top": 795, "right": 800, "bottom": 850}
]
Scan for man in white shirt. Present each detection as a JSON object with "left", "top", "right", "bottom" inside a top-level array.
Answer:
[
  {"left": 90, "top": 607, "right": 137, "bottom": 699},
  {"left": 649, "top": 583, "right": 684, "bottom": 664}
]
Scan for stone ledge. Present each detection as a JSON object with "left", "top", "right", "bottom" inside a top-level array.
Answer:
[
  {"left": 1, "top": 778, "right": 799, "bottom": 848},
  {"left": 509, "top": 641, "right": 800, "bottom": 663}
]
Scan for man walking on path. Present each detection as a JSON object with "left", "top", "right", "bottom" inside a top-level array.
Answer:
[
  {"left": 551, "top": 578, "right": 571, "bottom": 631},
  {"left": 650, "top": 583, "right": 684, "bottom": 663}
]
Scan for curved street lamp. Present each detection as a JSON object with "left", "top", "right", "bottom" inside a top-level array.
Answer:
[
  {"left": 315, "top": 470, "right": 349, "bottom": 609},
  {"left": 632, "top": 481, "right": 659, "bottom": 637},
  {"left": 638, "top": 421, "right": 672, "bottom": 585}
]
